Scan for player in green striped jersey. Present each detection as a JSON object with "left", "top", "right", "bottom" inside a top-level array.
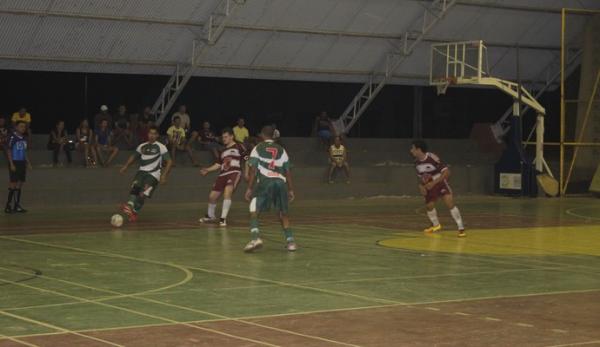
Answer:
[
  {"left": 244, "top": 125, "right": 297, "bottom": 252},
  {"left": 119, "top": 126, "right": 173, "bottom": 222}
]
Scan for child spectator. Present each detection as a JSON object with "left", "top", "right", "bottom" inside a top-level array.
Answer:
[
  {"left": 95, "top": 119, "right": 119, "bottom": 167},
  {"left": 48, "top": 120, "right": 73, "bottom": 166},
  {"left": 171, "top": 105, "right": 191, "bottom": 135},
  {"left": 167, "top": 116, "right": 197, "bottom": 166},
  {"left": 76, "top": 119, "right": 97, "bottom": 167}
]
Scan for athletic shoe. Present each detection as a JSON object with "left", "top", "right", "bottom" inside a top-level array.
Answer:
[
  {"left": 121, "top": 204, "right": 138, "bottom": 222},
  {"left": 244, "top": 238, "right": 263, "bottom": 252},
  {"left": 4, "top": 204, "right": 12, "bottom": 214},
  {"left": 13, "top": 205, "right": 27, "bottom": 213},
  {"left": 286, "top": 241, "right": 298, "bottom": 252},
  {"left": 458, "top": 229, "right": 466, "bottom": 238},
  {"left": 219, "top": 218, "right": 227, "bottom": 227},
  {"left": 199, "top": 215, "right": 217, "bottom": 223},
  {"left": 423, "top": 224, "right": 442, "bottom": 233}
]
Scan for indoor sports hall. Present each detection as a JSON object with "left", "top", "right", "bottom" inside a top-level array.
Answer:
[{"left": 1, "top": 1, "right": 599, "bottom": 346}]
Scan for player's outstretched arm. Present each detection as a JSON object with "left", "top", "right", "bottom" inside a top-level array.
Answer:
[
  {"left": 119, "top": 155, "right": 137, "bottom": 174},
  {"left": 200, "top": 163, "right": 220, "bottom": 176},
  {"left": 160, "top": 159, "right": 173, "bottom": 184}
]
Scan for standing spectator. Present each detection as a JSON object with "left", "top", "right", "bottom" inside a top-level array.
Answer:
[
  {"left": 48, "top": 120, "right": 73, "bottom": 167},
  {"left": 167, "top": 117, "right": 197, "bottom": 166},
  {"left": 11, "top": 107, "right": 32, "bottom": 143},
  {"left": 194, "top": 121, "right": 220, "bottom": 161},
  {"left": 328, "top": 136, "right": 350, "bottom": 184},
  {"left": 76, "top": 119, "right": 97, "bottom": 167},
  {"left": 233, "top": 117, "right": 250, "bottom": 144},
  {"left": 113, "top": 105, "right": 133, "bottom": 148},
  {"left": 0, "top": 117, "right": 9, "bottom": 158},
  {"left": 171, "top": 105, "right": 191, "bottom": 134},
  {"left": 95, "top": 119, "right": 119, "bottom": 167},
  {"left": 94, "top": 105, "right": 112, "bottom": 131},
  {"left": 314, "top": 111, "right": 336, "bottom": 147},
  {"left": 5, "top": 121, "right": 32, "bottom": 213}
]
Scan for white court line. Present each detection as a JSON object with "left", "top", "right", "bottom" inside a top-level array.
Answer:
[
  {"left": 545, "top": 340, "right": 600, "bottom": 347},
  {"left": 0, "top": 309, "right": 123, "bottom": 347},
  {"left": 0, "top": 250, "right": 360, "bottom": 346},
  {"left": 0, "top": 332, "right": 39, "bottom": 347},
  {"left": 566, "top": 207, "right": 600, "bottom": 221},
  {"left": 2, "top": 235, "right": 599, "bottom": 345},
  {"left": 0, "top": 277, "right": 281, "bottom": 347}
]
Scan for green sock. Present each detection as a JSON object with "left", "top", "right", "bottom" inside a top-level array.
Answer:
[
  {"left": 128, "top": 195, "right": 145, "bottom": 213},
  {"left": 283, "top": 228, "right": 294, "bottom": 242},
  {"left": 250, "top": 217, "right": 260, "bottom": 240}
]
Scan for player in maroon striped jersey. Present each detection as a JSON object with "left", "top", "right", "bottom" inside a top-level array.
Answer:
[
  {"left": 410, "top": 140, "right": 466, "bottom": 237},
  {"left": 199, "top": 128, "right": 248, "bottom": 227}
]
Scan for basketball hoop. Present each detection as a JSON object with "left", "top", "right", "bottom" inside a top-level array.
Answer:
[{"left": 435, "top": 77, "right": 456, "bottom": 95}]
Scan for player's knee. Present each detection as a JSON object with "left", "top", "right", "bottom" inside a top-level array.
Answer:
[{"left": 129, "top": 186, "right": 142, "bottom": 196}]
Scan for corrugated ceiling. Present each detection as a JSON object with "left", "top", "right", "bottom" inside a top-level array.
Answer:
[{"left": 0, "top": 0, "right": 598, "bottom": 86}]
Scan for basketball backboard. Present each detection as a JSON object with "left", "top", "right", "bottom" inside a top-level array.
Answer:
[{"left": 430, "top": 40, "right": 489, "bottom": 94}]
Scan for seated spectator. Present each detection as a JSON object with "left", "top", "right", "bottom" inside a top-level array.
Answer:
[
  {"left": 94, "top": 119, "right": 119, "bottom": 167},
  {"left": 272, "top": 123, "right": 281, "bottom": 140},
  {"left": 75, "top": 119, "right": 97, "bottom": 167},
  {"left": 113, "top": 105, "right": 133, "bottom": 148},
  {"left": 94, "top": 105, "right": 112, "bottom": 131},
  {"left": 167, "top": 116, "right": 197, "bottom": 166},
  {"left": 328, "top": 136, "right": 350, "bottom": 184},
  {"left": 233, "top": 117, "right": 250, "bottom": 144},
  {"left": 140, "top": 106, "right": 155, "bottom": 125},
  {"left": 0, "top": 116, "right": 9, "bottom": 158},
  {"left": 48, "top": 120, "right": 73, "bottom": 167},
  {"left": 191, "top": 121, "right": 220, "bottom": 161},
  {"left": 171, "top": 105, "right": 191, "bottom": 136},
  {"left": 137, "top": 107, "right": 154, "bottom": 144},
  {"left": 314, "top": 111, "right": 336, "bottom": 148},
  {"left": 11, "top": 107, "right": 32, "bottom": 143}
]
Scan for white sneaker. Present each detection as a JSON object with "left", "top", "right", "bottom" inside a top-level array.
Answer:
[
  {"left": 244, "top": 238, "right": 263, "bottom": 252},
  {"left": 286, "top": 242, "right": 298, "bottom": 252},
  {"left": 219, "top": 218, "right": 227, "bottom": 227},
  {"left": 199, "top": 215, "right": 216, "bottom": 223}
]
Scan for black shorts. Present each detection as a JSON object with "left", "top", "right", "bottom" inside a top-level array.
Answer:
[{"left": 9, "top": 161, "right": 26, "bottom": 183}]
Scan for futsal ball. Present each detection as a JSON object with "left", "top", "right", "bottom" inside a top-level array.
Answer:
[{"left": 111, "top": 214, "right": 124, "bottom": 228}]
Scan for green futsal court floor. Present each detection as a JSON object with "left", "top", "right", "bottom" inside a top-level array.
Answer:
[{"left": 1, "top": 196, "right": 599, "bottom": 346}]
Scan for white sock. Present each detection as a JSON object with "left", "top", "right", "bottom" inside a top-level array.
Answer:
[
  {"left": 208, "top": 203, "right": 217, "bottom": 219},
  {"left": 426, "top": 209, "right": 440, "bottom": 226},
  {"left": 221, "top": 199, "right": 232, "bottom": 219},
  {"left": 450, "top": 206, "right": 464, "bottom": 230}
]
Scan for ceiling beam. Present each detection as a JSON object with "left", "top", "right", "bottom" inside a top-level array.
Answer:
[{"left": 0, "top": 8, "right": 576, "bottom": 52}]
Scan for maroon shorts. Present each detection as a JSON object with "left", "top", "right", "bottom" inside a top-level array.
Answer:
[
  {"left": 425, "top": 180, "right": 452, "bottom": 204},
  {"left": 212, "top": 171, "right": 241, "bottom": 193}
]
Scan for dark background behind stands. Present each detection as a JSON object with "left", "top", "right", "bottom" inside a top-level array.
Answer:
[{"left": 0, "top": 69, "right": 561, "bottom": 140}]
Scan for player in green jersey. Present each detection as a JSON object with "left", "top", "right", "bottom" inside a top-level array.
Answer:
[
  {"left": 244, "top": 125, "right": 297, "bottom": 252},
  {"left": 119, "top": 126, "right": 173, "bottom": 222}
]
